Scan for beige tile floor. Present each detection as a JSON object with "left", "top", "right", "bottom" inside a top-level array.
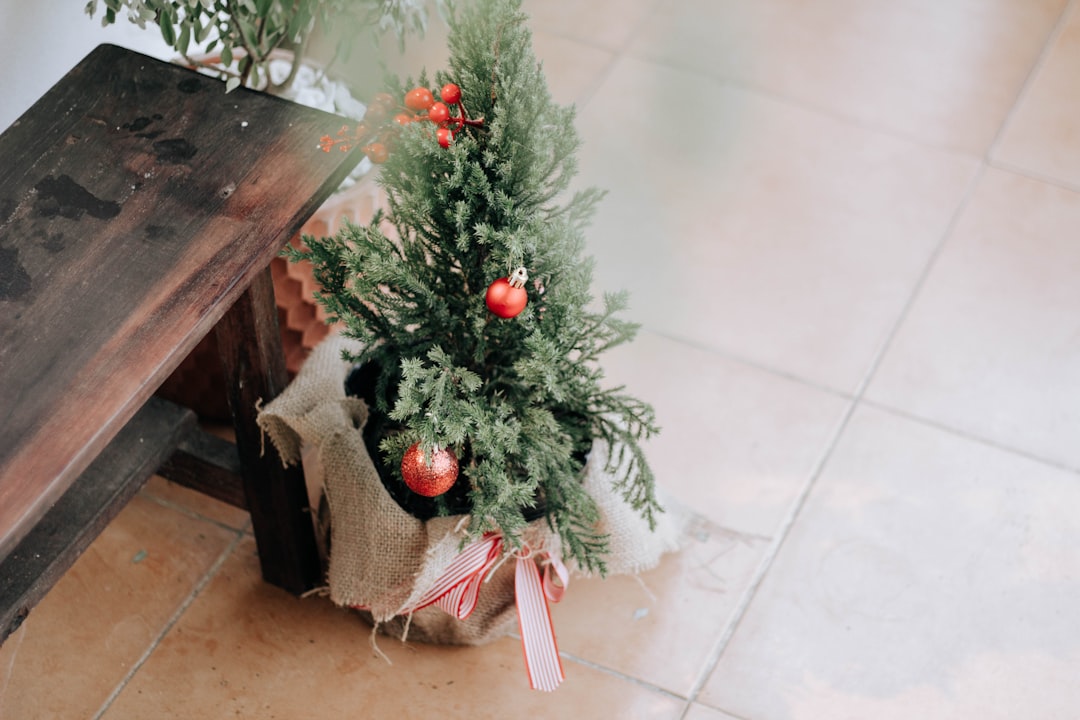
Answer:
[{"left": 4, "top": 0, "right": 1080, "bottom": 717}]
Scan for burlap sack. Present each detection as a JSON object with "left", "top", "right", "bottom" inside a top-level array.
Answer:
[{"left": 258, "top": 333, "right": 686, "bottom": 645}]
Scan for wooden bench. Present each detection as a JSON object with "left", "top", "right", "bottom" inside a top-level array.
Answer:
[{"left": 0, "top": 44, "right": 362, "bottom": 643}]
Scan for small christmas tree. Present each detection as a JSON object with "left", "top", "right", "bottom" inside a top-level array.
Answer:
[{"left": 294, "top": 0, "right": 659, "bottom": 573}]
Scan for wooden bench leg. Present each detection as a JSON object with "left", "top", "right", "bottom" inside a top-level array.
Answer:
[{"left": 215, "top": 267, "right": 321, "bottom": 595}]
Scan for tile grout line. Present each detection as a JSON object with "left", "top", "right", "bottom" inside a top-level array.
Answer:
[
  {"left": 573, "top": 49, "right": 622, "bottom": 113},
  {"left": 679, "top": 393, "right": 859, "bottom": 712},
  {"left": 860, "top": 397, "right": 1080, "bottom": 478},
  {"left": 569, "top": 0, "right": 668, "bottom": 113},
  {"left": 985, "top": 158, "right": 1080, "bottom": 196},
  {"left": 531, "top": 0, "right": 666, "bottom": 57},
  {"left": 138, "top": 489, "right": 250, "bottom": 536},
  {"left": 681, "top": 160, "right": 990, "bottom": 711},
  {"left": 837, "top": 159, "right": 986, "bottom": 421},
  {"left": 986, "top": 0, "right": 1076, "bottom": 161},
  {"left": 621, "top": 0, "right": 1075, "bottom": 167},
  {"left": 643, "top": 327, "right": 856, "bottom": 402},
  {"left": 620, "top": 48, "right": 983, "bottom": 162},
  {"left": 90, "top": 525, "right": 249, "bottom": 720},
  {"left": 528, "top": 25, "right": 621, "bottom": 111},
  {"left": 619, "top": 0, "right": 669, "bottom": 53},
  {"left": 611, "top": 0, "right": 1078, "bottom": 174},
  {"left": 557, "top": 656, "right": 683, "bottom": 704},
  {"left": 503, "top": 631, "right": 694, "bottom": 707},
  {"left": 554, "top": 647, "right": 691, "bottom": 704}
]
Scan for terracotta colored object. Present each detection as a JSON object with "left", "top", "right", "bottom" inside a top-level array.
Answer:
[{"left": 156, "top": 174, "right": 385, "bottom": 420}]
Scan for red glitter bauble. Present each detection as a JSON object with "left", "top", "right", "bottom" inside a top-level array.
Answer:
[{"left": 400, "top": 442, "right": 459, "bottom": 497}]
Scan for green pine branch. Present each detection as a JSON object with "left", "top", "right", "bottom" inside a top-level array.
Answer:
[{"left": 292, "top": 0, "right": 660, "bottom": 571}]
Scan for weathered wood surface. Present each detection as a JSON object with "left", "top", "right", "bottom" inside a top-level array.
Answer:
[
  {"left": 0, "top": 44, "right": 362, "bottom": 558},
  {"left": 0, "top": 397, "right": 194, "bottom": 644}
]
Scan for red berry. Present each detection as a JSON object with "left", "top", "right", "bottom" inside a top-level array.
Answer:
[
  {"left": 485, "top": 277, "right": 528, "bottom": 318},
  {"left": 428, "top": 101, "right": 450, "bottom": 125},
  {"left": 394, "top": 112, "right": 414, "bottom": 126},
  {"left": 365, "top": 92, "right": 394, "bottom": 122},
  {"left": 436, "top": 126, "right": 455, "bottom": 148},
  {"left": 404, "top": 86, "right": 435, "bottom": 111},
  {"left": 363, "top": 104, "right": 386, "bottom": 123},
  {"left": 364, "top": 142, "right": 388, "bottom": 164},
  {"left": 440, "top": 83, "right": 461, "bottom": 105}
]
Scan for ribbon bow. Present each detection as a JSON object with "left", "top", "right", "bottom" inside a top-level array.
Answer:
[
  {"left": 370, "top": 533, "right": 569, "bottom": 691},
  {"left": 411, "top": 533, "right": 504, "bottom": 619}
]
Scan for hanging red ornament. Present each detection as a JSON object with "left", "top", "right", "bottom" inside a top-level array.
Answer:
[
  {"left": 485, "top": 267, "right": 529, "bottom": 319},
  {"left": 401, "top": 442, "right": 459, "bottom": 497}
]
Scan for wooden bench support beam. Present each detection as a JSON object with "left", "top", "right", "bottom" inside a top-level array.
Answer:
[
  {"left": 159, "top": 428, "right": 248, "bottom": 511},
  {"left": 0, "top": 398, "right": 195, "bottom": 643}
]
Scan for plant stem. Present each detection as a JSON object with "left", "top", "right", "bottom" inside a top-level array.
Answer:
[{"left": 274, "top": 33, "right": 309, "bottom": 94}]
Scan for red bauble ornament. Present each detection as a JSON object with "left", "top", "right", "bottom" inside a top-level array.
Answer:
[
  {"left": 401, "top": 442, "right": 459, "bottom": 497},
  {"left": 404, "top": 86, "right": 435, "bottom": 111},
  {"left": 485, "top": 267, "right": 529, "bottom": 319},
  {"left": 440, "top": 83, "right": 462, "bottom": 105}
]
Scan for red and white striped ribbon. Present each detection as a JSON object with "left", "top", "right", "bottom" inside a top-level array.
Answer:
[
  {"left": 541, "top": 553, "right": 569, "bottom": 604},
  {"left": 352, "top": 533, "right": 501, "bottom": 619},
  {"left": 515, "top": 548, "right": 566, "bottom": 692},
  {"left": 356, "top": 533, "right": 568, "bottom": 691},
  {"left": 414, "top": 533, "right": 503, "bottom": 619}
]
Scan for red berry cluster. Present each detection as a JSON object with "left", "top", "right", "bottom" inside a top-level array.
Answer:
[
  {"left": 319, "top": 83, "right": 482, "bottom": 163},
  {"left": 402, "top": 82, "right": 483, "bottom": 149}
]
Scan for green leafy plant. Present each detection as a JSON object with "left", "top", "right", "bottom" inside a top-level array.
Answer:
[
  {"left": 86, "top": 0, "right": 445, "bottom": 92},
  {"left": 294, "top": 0, "right": 660, "bottom": 574}
]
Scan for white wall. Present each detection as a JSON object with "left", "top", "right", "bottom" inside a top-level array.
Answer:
[{"left": 0, "top": 3, "right": 175, "bottom": 131}]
